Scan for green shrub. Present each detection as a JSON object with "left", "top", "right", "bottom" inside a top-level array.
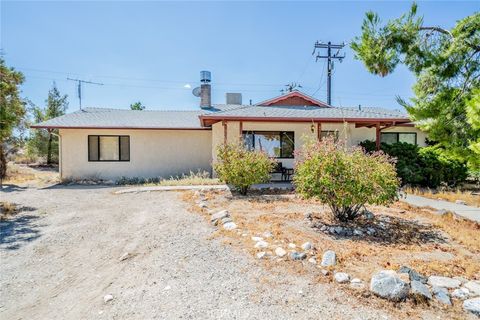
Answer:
[
  {"left": 359, "top": 140, "right": 468, "bottom": 188},
  {"left": 419, "top": 146, "right": 468, "bottom": 187},
  {"left": 214, "top": 143, "right": 275, "bottom": 195},
  {"left": 294, "top": 138, "right": 399, "bottom": 222}
]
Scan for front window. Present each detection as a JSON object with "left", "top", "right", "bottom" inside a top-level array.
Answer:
[
  {"left": 380, "top": 132, "right": 417, "bottom": 145},
  {"left": 243, "top": 131, "right": 294, "bottom": 158},
  {"left": 320, "top": 130, "right": 339, "bottom": 142},
  {"left": 88, "top": 135, "right": 130, "bottom": 161}
]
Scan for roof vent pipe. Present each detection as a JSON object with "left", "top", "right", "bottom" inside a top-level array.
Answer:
[{"left": 200, "top": 71, "right": 211, "bottom": 109}]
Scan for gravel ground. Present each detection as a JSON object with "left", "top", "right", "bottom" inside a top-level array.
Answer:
[{"left": 2, "top": 185, "right": 404, "bottom": 319}]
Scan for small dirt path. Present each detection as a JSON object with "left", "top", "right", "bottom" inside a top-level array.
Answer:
[
  {"left": 402, "top": 194, "right": 480, "bottom": 222},
  {"left": 0, "top": 185, "right": 413, "bottom": 319}
]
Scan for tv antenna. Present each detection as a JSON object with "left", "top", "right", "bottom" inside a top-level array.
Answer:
[
  {"left": 312, "top": 41, "right": 345, "bottom": 105},
  {"left": 67, "top": 78, "right": 104, "bottom": 110},
  {"left": 281, "top": 82, "right": 303, "bottom": 94}
]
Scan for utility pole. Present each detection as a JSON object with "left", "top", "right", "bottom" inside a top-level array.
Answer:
[
  {"left": 67, "top": 78, "right": 104, "bottom": 110},
  {"left": 312, "top": 41, "right": 345, "bottom": 105}
]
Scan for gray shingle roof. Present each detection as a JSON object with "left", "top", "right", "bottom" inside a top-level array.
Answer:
[
  {"left": 200, "top": 105, "right": 409, "bottom": 120},
  {"left": 32, "top": 107, "right": 208, "bottom": 129},
  {"left": 32, "top": 104, "right": 410, "bottom": 129}
]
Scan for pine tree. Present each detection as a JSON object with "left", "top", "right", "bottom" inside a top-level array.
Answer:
[
  {"left": 28, "top": 83, "right": 68, "bottom": 165},
  {"left": 351, "top": 3, "right": 480, "bottom": 170}
]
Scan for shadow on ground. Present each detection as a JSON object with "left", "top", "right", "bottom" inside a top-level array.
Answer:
[
  {"left": 312, "top": 214, "right": 447, "bottom": 246},
  {"left": 1, "top": 184, "right": 28, "bottom": 193},
  {"left": 42, "top": 183, "right": 116, "bottom": 190},
  {"left": 0, "top": 206, "right": 42, "bottom": 250}
]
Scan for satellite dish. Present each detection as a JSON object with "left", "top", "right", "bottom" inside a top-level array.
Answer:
[{"left": 192, "top": 87, "right": 201, "bottom": 97}]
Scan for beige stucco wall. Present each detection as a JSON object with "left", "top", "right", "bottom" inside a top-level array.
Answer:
[
  {"left": 211, "top": 121, "right": 427, "bottom": 170},
  {"left": 59, "top": 129, "right": 212, "bottom": 180}
]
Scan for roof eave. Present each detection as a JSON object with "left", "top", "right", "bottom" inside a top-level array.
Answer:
[
  {"left": 30, "top": 125, "right": 211, "bottom": 130},
  {"left": 198, "top": 115, "right": 411, "bottom": 127}
]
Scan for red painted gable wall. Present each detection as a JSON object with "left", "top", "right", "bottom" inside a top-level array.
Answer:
[{"left": 265, "top": 96, "right": 320, "bottom": 106}]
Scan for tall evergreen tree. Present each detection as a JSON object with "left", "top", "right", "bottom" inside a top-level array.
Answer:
[
  {"left": 0, "top": 59, "right": 26, "bottom": 180},
  {"left": 28, "top": 83, "right": 68, "bottom": 164},
  {"left": 351, "top": 3, "right": 480, "bottom": 170}
]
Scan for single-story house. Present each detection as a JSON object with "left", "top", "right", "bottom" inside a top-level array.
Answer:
[{"left": 32, "top": 73, "right": 426, "bottom": 181}]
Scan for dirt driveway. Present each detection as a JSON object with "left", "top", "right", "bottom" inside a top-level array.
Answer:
[{"left": 2, "top": 185, "right": 402, "bottom": 319}]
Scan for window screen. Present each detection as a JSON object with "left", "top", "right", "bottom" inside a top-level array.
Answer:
[
  {"left": 100, "top": 136, "right": 120, "bottom": 160},
  {"left": 88, "top": 135, "right": 130, "bottom": 161},
  {"left": 399, "top": 133, "right": 416, "bottom": 144},
  {"left": 242, "top": 131, "right": 294, "bottom": 158},
  {"left": 88, "top": 136, "right": 99, "bottom": 161},
  {"left": 380, "top": 133, "right": 398, "bottom": 144},
  {"left": 380, "top": 132, "right": 417, "bottom": 145},
  {"left": 120, "top": 136, "right": 130, "bottom": 161}
]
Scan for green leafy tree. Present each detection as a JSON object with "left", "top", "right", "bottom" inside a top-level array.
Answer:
[
  {"left": 351, "top": 3, "right": 480, "bottom": 170},
  {"left": 130, "top": 101, "right": 145, "bottom": 110},
  {"left": 0, "top": 59, "right": 26, "bottom": 180},
  {"left": 294, "top": 138, "right": 399, "bottom": 222},
  {"left": 28, "top": 83, "right": 68, "bottom": 164},
  {"left": 214, "top": 142, "right": 275, "bottom": 195}
]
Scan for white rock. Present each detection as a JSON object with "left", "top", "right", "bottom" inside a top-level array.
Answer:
[
  {"left": 163, "top": 285, "right": 171, "bottom": 291},
  {"left": 334, "top": 272, "right": 350, "bottom": 283},
  {"left": 262, "top": 231, "right": 273, "bottom": 238},
  {"left": 223, "top": 222, "right": 237, "bottom": 230},
  {"left": 350, "top": 278, "right": 364, "bottom": 288},
  {"left": 353, "top": 229, "right": 364, "bottom": 236},
  {"left": 256, "top": 251, "right": 267, "bottom": 259},
  {"left": 432, "top": 286, "right": 452, "bottom": 305},
  {"left": 288, "top": 243, "right": 296, "bottom": 249},
  {"left": 411, "top": 280, "right": 432, "bottom": 300},
  {"left": 463, "top": 297, "right": 480, "bottom": 316},
  {"left": 308, "top": 257, "right": 317, "bottom": 264},
  {"left": 275, "top": 247, "right": 287, "bottom": 257},
  {"left": 254, "top": 241, "right": 268, "bottom": 249},
  {"left": 103, "top": 294, "right": 114, "bottom": 303},
  {"left": 452, "top": 288, "right": 471, "bottom": 300},
  {"left": 198, "top": 202, "right": 208, "bottom": 208},
  {"left": 320, "top": 250, "right": 336, "bottom": 267},
  {"left": 427, "top": 276, "right": 461, "bottom": 289},
  {"left": 210, "top": 210, "right": 229, "bottom": 224},
  {"left": 301, "top": 242, "right": 313, "bottom": 250},
  {"left": 464, "top": 281, "right": 480, "bottom": 296},
  {"left": 370, "top": 270, "right": 410, "bottom": 301},
  {"left": 455, "top": 200, "right": 467, "bottom": 205},
  {"left": 251, "top": 236, "right": 263, "bottom": 242}
]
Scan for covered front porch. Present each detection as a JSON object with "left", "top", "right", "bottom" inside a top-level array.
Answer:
[{"left": 203, "top": 118, "right": 425, "bottom": 180}]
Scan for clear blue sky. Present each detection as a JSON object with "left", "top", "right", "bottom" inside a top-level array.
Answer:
[{"left": 2, "top": 1, "right": 478, "bottom": 112}]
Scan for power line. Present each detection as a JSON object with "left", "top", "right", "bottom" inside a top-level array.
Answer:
[
  {"left": 17, "top": 66, "right": 286, "bottom": 88},
  {"left": 311, "top": 59, "right": 327, "bottom": 97},
  {"left": 312, "top": 41, "right": 346, "bottom": 105}
]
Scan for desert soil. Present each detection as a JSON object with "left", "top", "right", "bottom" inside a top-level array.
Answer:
[{"left": 0, "top": 185, "right": 474, "bottom": 320}]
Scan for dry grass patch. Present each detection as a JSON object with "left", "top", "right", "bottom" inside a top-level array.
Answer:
[
  {"left": 2, "top": 162, "right": 59, "bottom": 186},
  {"left": 405, "top": 187, "right": 480, "bottom": 207},
  {"left": 181, "top": 189, "right": 480, "bottom": 318},
  {"left": 0, "top": 202, "right": 17, "bottom": 220}
]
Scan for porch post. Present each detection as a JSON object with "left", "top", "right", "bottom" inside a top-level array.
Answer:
[
  {"left": 239, "top": 121, "right": 243, "bottom": 139},
  {"left": 222, "top": 120, "right": 227, "bottom": 144},
  {"left": 375, "top": 122, "right": 381, "bottom": 151},
  {"left": 317, "top": 122, "right": 322, "bottom": 141}
]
